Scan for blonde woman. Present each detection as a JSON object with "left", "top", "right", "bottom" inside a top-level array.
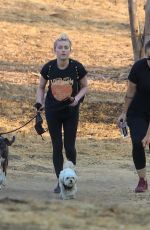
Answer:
[{"left": 35, "top": 33, "right": 88, "bottom": 193}]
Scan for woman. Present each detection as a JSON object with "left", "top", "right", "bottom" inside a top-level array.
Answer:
[
  {"left": 35, "top": 33, "right": 88, "bottom": 193},
  {"left": 118, "top": 40, "right": 150, "bottom": 193}
]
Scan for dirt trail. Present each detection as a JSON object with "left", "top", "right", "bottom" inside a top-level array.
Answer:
[{"left": 1, "top": 155, "right": 150, "bottom": 230}]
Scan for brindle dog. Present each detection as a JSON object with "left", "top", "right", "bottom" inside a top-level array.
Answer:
[{"left": 0, "top": 136, "right": 15, "bottom": 188}]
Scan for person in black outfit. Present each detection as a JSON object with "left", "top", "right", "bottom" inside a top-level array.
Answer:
[
  {"left": 118, "top": 40, "right": 150, "bottom": 193},
  {"left": 35, "top": 33, "right": 88, "bottom": 193}
]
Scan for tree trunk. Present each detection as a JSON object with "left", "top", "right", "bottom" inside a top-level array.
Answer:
[
  {"left": 144, "top": 0, "right": 150, "bottom": 47},
  {"left": 128, "top": 0, "right": 142, "bottom": 61}
]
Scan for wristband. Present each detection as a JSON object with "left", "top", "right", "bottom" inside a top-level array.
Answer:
[{"left": 74, "top": 97, "right": 79, "bottom": 103}]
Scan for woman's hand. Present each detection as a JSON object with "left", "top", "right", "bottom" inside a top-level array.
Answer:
[
  {"left": 117, "top": 112, "right": 126, "bottom": 128},
  {"left": 142, "top": 123, "right": 150, "bottom": 148},
  {"left": 34, "top": 102, "right": 44, "bottom": 112},
  {"left": 142, "top": 134, "right": 150, "bottom": 148},
  {"left": 69, "top": 97, "right": 79, "bottom": 107}
]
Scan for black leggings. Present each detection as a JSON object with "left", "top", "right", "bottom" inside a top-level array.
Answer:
[
  {"left": 127, "top": 116, "right": 149, "bottom": 170},
  {"left": 45, "top": 105, "right": 79, "bottom": 178}
]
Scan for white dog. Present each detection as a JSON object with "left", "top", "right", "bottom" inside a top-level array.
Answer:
[{"left": 59, "top": 161, "right": 78, "bottom": 200}]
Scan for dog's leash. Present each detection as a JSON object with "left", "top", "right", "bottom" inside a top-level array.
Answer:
[
  {"left": 0, "top": 115, "right": 37, "bottom": 136},
  {"left": 0, "top": 113, "right": 47, "bottom": 140}
]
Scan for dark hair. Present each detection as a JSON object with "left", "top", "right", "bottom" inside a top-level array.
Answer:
[{"left": 145, "top": 40, "right": 150, "bottom": 53}]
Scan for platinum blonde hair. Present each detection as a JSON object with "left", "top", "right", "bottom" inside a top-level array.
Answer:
[{"left": 54, "top": 33, "right": 72, "bottom": 50}]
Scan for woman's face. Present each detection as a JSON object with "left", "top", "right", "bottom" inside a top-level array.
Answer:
[{"left": 54, "top": 40, "right": 71, "bottom": 60}]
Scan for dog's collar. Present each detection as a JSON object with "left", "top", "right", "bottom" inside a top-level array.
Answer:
[{"left": 63, "top": 184, "right": 73, "bottom": 190}]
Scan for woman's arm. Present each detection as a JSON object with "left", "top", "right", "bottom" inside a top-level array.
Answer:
[
  {"left": 117, "top": 80, "right": 137, "bottom": 126},
  {"left": 75, "top": 75, "right": 88, "bottom": 101},
  {"left": 122, "top": 80, "right": 137, "bottom": 114},
  {"left": 36, "top": 76, "right": 48, "bottom": 106},
  {"left": 70, "top": 75, "right": 88, "bottom": 106}
]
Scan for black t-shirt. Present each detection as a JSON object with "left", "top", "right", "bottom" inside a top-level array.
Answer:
[
  {"left": 40, "top": 58, "right": 87, "bottom": 111},
  {"left": 127, "top": 58, "right": 150, "bottom": 118}
]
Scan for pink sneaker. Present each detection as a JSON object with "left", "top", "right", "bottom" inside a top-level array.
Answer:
[{"left": 135, "top": 178, "right": 148, "bottom": 193}]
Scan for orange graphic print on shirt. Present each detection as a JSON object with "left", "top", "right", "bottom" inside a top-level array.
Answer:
[{"left": 50, "top": 77, "right": 73, "bottom": 101}]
